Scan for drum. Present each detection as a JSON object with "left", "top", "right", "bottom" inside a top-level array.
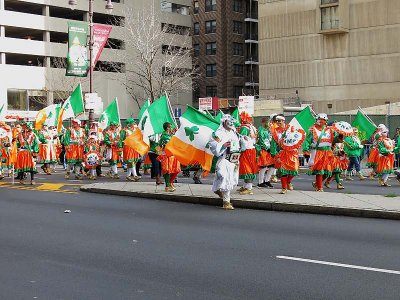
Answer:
[
  {"left": 84, "top": 150, "right": 102, "bottom": 168},
  {"left": 281, "top": 127, "right": 306, "bottom": 150}
]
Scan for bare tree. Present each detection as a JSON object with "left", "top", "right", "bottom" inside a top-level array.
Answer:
[{"left": 106, "top": 5, "right": 199, "bottom": 109}]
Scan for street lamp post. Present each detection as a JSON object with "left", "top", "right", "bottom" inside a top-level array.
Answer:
[{"left": 68, "top": 0, "right": 113, "bottom": 125}]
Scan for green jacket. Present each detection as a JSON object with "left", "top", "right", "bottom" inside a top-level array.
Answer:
[{"left": 344, "top": 136, "right": 363, "bottom": 157}]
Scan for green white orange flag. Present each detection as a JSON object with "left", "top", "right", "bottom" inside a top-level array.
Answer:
[
  {"left": 352, "top": 110, "right": 377, "bottom": 141},
  {"left": 35, "top": 104, "right": 62, "bottom": 130},
  {"left": 165, "top": 106, "right": 220, "bottom": 171},
  {"left": 231, "top": 107, "right": 240, "bottom": 127},
  {"left": 57, "top": 83, "right": 85, "bottom": 132},
  {"left": 138, "top": 100, "right": 150, "bottom": 120},
  {"left": 138, "top": 95, "right": 175, "bottom": 141},
  {"left": 124, "top": 128, "right": 149, "bottom": 156},
  {"left": 289, "top": 106, "right": 315, "bottom": 132},
  {"left": 99, "top": 98, "right": 120, "bottom": 130}
]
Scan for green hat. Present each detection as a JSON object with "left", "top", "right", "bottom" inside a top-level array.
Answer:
[
  {"left": 26, "top": 122, "right": 33, "bottom": 130},
  {"left": 110, "top": 121, "right": 119, "bottom": 126},
  {"left": 126, "top": 118, "right": 135, "bottom": 125}
]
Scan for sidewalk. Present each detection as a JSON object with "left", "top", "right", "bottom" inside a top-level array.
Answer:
[{"left": 80, "top": 182, "right": 400, "bottom": 220}]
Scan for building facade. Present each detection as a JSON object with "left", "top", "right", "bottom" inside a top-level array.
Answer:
[
  {"left": 192, "top": 0, "right": 259, "bottom": 108},
  {"left": 259, "top": 0, "right": 400, "bottom": 114},
  {"left": 0, "top": 0, "right": 192, "bottom": 120}
]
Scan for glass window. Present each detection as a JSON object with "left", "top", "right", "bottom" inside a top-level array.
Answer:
[
  {"left": 233, "top": 86, "right": 243, "bottom": 98},
  {"left": 206, "top": 86, "right": 217, "bottom": 97},
  {"left": 205, "top": 0, "right": 217, "bottom": 12},
  {"left": 7, "top": 89, "right": 27, "bottom": 111},
  {"left": 205, "top": 20, "right": 216, "bottom": 34},
  {"left": 194, "top": 1, "right": 199, "bottom": 14},
  {"left": 206, "top": 42, "right": 217, "bottom": 55},
  {"left": 194, "top": 44, "right": 200, "bottom": 57},
  {"left": 233, "top": 21, "right": 242, "bottom": 34},
  {"left": 194, "top": 22, "right": 200, "bottom": 35},
  {"left": 206, "top": 64, "right": 217, "bottom": 77},
  {"left": 233, "top": 0, "right": 241, "bottom": 13},
  {"left": 233, "top": 64, "right": 243, "bottom": 77},
  {"left": 321, "top": 6, "right": 339, "bottom": 30},
  {"left": 233, "top": 43, "right": 243, "bottom": 56}
]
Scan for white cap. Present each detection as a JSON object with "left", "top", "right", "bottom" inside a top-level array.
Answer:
[
  {"left": 317, "top": 113, "right": 328, "bottom": 121},
  {"left": 72, "top": 119, "right": 81, "bottom": 126},
  {"left": 275, "top": 115, "right": 285, "bottom": 121}
]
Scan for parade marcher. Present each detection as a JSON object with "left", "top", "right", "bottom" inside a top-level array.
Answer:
[
  {"left": 148, "top": 133, "right": 163, "bottom": 184},
  {"left": 119, "top": 118, "right": 141, "bottom": 181},
  {"left": 158, "top": 122, "right": 181, "bottom": 192},
  {"left": 209, "top": 114, "right": 241, "bottom": 210},
  {"left": 237, "top": 112, "right": 258, "bottom": 195},
  {"left": 0, "top": 121, "right": 12, "bottom": 179},
  {"left": 366, "top": 124, "right": 387, "bottom": 179},
  {"left": 256, "top": 116, "right": 274, "bottom": 188},
  {"left": 37, "top": 125, "right": 57, "bottom": 175},
  {"left": 88, "top": 122, "right": 105, "bottom": 177},
  {"left": 64, "top": 119, "right": 85, "bottom": 179},
  {"left": 303, "top": 113, "right": 335, "bottom": 192},
  {"left": 324, "top": 134, "right": 347, "bottom": 190},
  {"left": 84, "top": 131, "right": 102, "bottom": 180},
  {"left": 344, "top": 128, "right": 365, "bottom": 180},
  {"left": 270, "top": 114, "right": 305, "bottom": 194},
  {"left": 104, "top": 121, "right": 121, "bottom": 179},
  {"left": 376, "top": 129, "right": 395, "bottom": 187},
  {"left": 15, "top": 122, "right": 39, "bottom": 185}
]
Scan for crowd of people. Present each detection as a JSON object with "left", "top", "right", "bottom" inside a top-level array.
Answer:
[{"left": 0, "top": 110, "right": 399, "bottom": 210}]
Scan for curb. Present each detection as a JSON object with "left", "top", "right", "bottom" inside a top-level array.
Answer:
[{"left": 80, "top": 186, "right": 400, "bottom": 221}]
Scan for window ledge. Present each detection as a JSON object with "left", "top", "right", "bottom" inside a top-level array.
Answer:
[{"left": 319, "top": 28, "right": 349, "bottom": 34}]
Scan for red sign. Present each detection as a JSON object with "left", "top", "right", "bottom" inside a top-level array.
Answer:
[{"left": 92, "top": 24, "right": 112, "bottom": 68}]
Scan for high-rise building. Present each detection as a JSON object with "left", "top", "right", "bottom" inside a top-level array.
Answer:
[
  {"left": 192, "top": 0, "right": 259, "bottom": 108},
  {"left": 259, "top": 0, "right": 400, "bottom": 113},
  {"left": 0, "top": 0, "right": 192, "bottom": 120}
]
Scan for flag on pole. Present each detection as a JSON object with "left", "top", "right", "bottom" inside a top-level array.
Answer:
[
  {"left": 124, "top": 128, "right": 150, "bottom": 156},
  {"left": 165, "top": 106, "right": 220, "bottom": 171},
  {"left": 352, "top": 110, "right": 377, "bottom": 141},
  {"left": 231, "top": 107, "right": 240, "bottom": 127},
  {"left": 289, "top": 106, "right": 315, "bottom": 132},
  {"left": 215, "top": 110, "right": 223, "bottom": 123},
  {"left": 99, "top": 98, "right": 120, "bottom": 130},
  {"left": 57, "top": 83, "right": 85, "bottom": 132},
  {"left": 138, "top": 100, "right": 150, "bottom": 120},
  {"left": 35, "top": 104, "right": 62, "bottom": 130},
  {"left": 0, "top": 103, "right": 6, "bottom": 121},
  {"left": 138, "top": 95, "right": 175, "bottom": 140}
]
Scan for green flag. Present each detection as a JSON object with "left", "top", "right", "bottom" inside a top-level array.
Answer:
[
  {"left": 138, "top": 95, "right": 175, "bottom": 138},
  {"left": 231, "top": 107, "right": 240, "bottom": 127},
  {"left": 99, "top": 98, "right": 120, "bottom": 130},
  {"left": 289, "top": 106, "right": 315, "bottom": 132},
  {"left": 215, "top": 110, "right": 223, "bottom": 123},
  {"left": 138, "top": 100, "right": 150, "bottom": 120},
  {"left": 66, "top": 21, "right": 89, "bottom": 77},
  {"left": 61, "top": 83, "right": 85, "bottom": 120},
  {"left": 352, "top": 110, "right": 377, "bottom": 141}
]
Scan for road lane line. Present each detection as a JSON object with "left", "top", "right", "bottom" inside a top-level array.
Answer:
[{"left": 276, "top": 256, "right": 400, "bottom": 275}]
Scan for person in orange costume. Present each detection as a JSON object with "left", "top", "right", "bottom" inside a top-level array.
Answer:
[
  {"left": 0, "top": 121, "right": 12, "bottom": 179},
  {"left": 64, "top": 119, "right": 85, "bottom": 179},
  {"left": 302, "top": 113, "right": 335, "bottom": 192},
  {"left": 376, "top": 129, "right": 395, "bottom": 187}
]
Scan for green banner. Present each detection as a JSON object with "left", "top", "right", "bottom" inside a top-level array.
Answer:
[{"left": 66, "top": 21, "right": 89, "bottom": 77}]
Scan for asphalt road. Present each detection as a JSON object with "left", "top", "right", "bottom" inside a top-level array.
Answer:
[{"left": 0, "top": 187, "right": 400, "bottom": 299}]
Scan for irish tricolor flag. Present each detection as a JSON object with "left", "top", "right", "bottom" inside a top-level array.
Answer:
[
  {"left": 35, "top": 104, "right": 62, "bottom": 130},
  {"left": 57, "top": 83, "right": 85, "bottom": 132},
  {"left": 289, "top": 106, "right": 315, "bottom": 132},
  {"left": 165, "top": 106, "right": 220, "bottom": 171}
]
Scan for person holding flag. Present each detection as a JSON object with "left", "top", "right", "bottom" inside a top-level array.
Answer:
[
  {"left": 158, "top": 122, "right": 181, "bottom": 192},
  {"left": 119, "top": 118, "right": 141, "bottom": 181},
  {"left": 104, "top": 121, "right": 121, "bottom": 179},
  {"left": 15, "top": 122, "right": 39, "bottom": 185},
  {"left": 64, "top": 119, "right": 85, "bottom": 180}
]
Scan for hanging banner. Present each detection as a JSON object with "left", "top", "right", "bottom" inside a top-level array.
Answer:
[
  {"left": 239, "top": 96, "right": 255, "bottom": 115},
  {"left": 66, "top": 21, "right": 89, "bottom": 77},
  {"left": 92, "top": 24, "right": 112, "bottom": 68}
]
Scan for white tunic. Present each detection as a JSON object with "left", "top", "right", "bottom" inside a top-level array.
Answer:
[{"left": 209, "top": 126, "right": 240, "bottom": 193}]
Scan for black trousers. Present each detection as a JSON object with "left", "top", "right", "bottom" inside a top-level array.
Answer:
[{"left": 148, "top": 152, "right": 161, "bottom": 177}]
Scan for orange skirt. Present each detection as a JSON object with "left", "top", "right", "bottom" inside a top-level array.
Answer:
[
  {"left": 15, "top": 149, "right": 36, "bottom": 173},
  {"left": 159, "top": 155, "right": 181, "bottom": 174},
  {"left": 239, "top": 148, "right": 258, "bottom": 180},
  {"left": 257, "top": 149, "right": 274, "bottom": 167},
  {"left": 376, "top": 153, "right": 394, "bottom": 175},
  {"left": 275, "top": 149, "right": 299, "bottom": 176},
  {"left": 65, "top": 144, "right": 84, "bottom": 164},
  {"left": 332, "top": 156, "right": 348, "bottom": 173},
  {"left": 367, "top": 147, "right": 379, "bottom": 167},
  {"left": 308, "top": 150, "right": 334, "bottom": 176},
  {"left": 38, "top": 144, "right": 57, "bottom": 163},
  {"left": 143, "top": 154, "right": 152, "bottom": 169},
  {"left": 123, "top": 145, "right": 140, "bottom": 164}
]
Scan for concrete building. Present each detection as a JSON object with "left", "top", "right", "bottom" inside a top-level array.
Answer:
[
  {"left": 0, "top": 0, "right": 192, "bottom": 120},
  {"left": 192, "top": 0, "right": 259, "bottom": 108},
  {"left": 258, "top": 0, "right": 400, "bottom": 114}
]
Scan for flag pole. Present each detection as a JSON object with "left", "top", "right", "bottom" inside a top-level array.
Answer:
[
  {"left": 115, "top": 97, "right": 121, "bottom": 126},
  {"left": 357, "top": 106, "right": 377, "bottom": 126},
  {"left": 164, "top": 92, "right": 178, "bottom": 128}
]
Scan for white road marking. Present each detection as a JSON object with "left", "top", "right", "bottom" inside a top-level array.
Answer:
[{"left": 276, "top": 255, "right": 400, "bottom": 275}]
